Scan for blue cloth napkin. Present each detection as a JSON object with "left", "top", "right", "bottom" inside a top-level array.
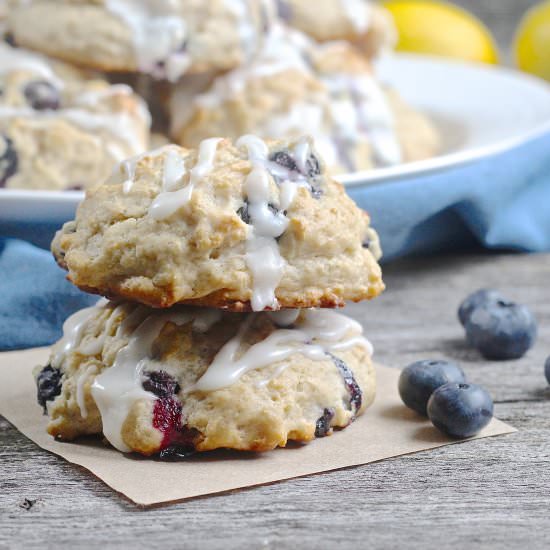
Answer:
[
  {"left": 1, "top": 130, "right": 550, "bottom": 350},
  {"left": 348, "top": 131, "right": 550, "bottom": 261},
  {"left": 0, "top": 238, "right": 98, "bottom": 350}
]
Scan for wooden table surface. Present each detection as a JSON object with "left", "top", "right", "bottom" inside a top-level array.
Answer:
[{"left": 1, "top": 252, "right": 549, "bottom": 549}]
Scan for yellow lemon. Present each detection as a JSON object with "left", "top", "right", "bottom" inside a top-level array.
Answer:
[
  {"left": 383, "top": 0, "right": 499, "bottom": 64},
  {"left": 514, "top": 1, "right": 550, "bottom": 81}
]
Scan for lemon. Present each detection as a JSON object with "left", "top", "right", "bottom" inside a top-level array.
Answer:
[
  {"left": 514, "top": 1, "right": 550, "bottom": 80},
  {"left": 383, "top": 0, "right": 499, "bottom": 64}
]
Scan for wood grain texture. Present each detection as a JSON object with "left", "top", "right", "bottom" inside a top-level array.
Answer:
[{"left": 1, "top": 252, "right": 549, "bottom": 549}]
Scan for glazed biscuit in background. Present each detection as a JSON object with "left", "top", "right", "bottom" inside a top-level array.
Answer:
[
  {"left": 0, "top": 43, "right": 151, "bottom": 190},
  {"left": 172, "top": 26, "right": 439, "bottom": 174},
  {"left": 386, "top": 89, "right": 441, "bottom": 167},
  {"left": 7, "top": 0, "right": 272, "bottom": 81},
  {"left": 35, "top": 301, "right": 376, "bottom": 456},
  {"left": 52, "top": 136, "right": 384, "bottom": 310},
  {"left": 276, "top": 0, "right": 397, "bottom": 58}
]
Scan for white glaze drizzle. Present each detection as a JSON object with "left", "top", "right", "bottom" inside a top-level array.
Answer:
[
  {"left": 177, "top": 23, "right": 400, "bottom": 169},
  {"left": 235, "top": 133, "right": 325, "bottom": 311},
  {"left": 223, "top": 0, "right": 257, "bottom": 59},
  {"left": 91, "top": 308, "right": 222, "bottom": 452},
  {"left": 75, "top": 364, "right": 98, "bottom": 419},
  {"left": 340, "top": 0, "right": 372, "bottom": 34},
  {"left": 322, "top": 72, "right": 401, "bottom": 166},
  {"left": 78, "top": 303, "right": 132, "bottom": 356},
  {"left": 268, "top": 309, "right": 300, "bottom": 326},
  {"left": 162, "top": 149, "right": 187, "bottom": 191},
  {"left": 0, "top": 43, "right": 63, "bottom": 86},
  {"left": 236, "top": 135, "right": 285, "bottom": 311},
  {"left": 148, "top": 137, "right": 222, "bottom": 219},
  {"left": 194, "top": 309, "right": 372, "bottom": 392},
  {"left": 0, "top": 106, "right": 145, "bottom": 159},
  {"left": 105, "top": 0, "right": 190, "bottom": 81},
  {"left": 50, "top": 298, "right": 109, "bottom": 368},
  {"left": 191, "top": 24, "right": 311, "bottom": 111},
  {"left": 108, "top": 145, "right": 169, "bottom": 193}
]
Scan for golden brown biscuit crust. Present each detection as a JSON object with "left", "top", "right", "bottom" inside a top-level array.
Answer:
[{"left": 53, "top": 138, "right": 385, "bottom": 310}]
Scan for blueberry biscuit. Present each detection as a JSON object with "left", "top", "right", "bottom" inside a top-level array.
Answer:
[
  {"left": 52, "top": 135, "right": 384, "bottom": 310},
  {"left": 172, "top": 27, "right": 439, "bottom": 173},
  {"left": 7, "top": 0, "right": 271, "bottom": 81},
  {"left": 275, "top": 0, "right": 396, "bottom": 58},
  {"left": 36, "top": 300, "right": 376, "bottom": 455},
  {"left": 0, "top": 43, "right": 150, "bottom": 190}
]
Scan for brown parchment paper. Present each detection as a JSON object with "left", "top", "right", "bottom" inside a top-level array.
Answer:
[{"left": 0, "top": 347, "right": 515, "bottom": 506}]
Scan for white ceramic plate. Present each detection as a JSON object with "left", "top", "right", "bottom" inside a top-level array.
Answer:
[
  {"left": 341, "top": 53, "right": 550, "bottom": 187},
  {"left": 2, "top": 53, "right": 550, "bottom": 223}
]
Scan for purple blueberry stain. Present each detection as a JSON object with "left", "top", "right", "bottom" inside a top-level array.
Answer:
[
  {"left": 0, "top": 135, "right": 18, "bottom": 187},
  {"left": 315, "top": 407, "right": 335, "bottom": 437},
  {"left": 305, "top": 154, "right": 321, "bottom": 178},
  {"left": 270, "top": 150, "right": 299, "bottom": 173},
  {"left": 23, "top": 80, "right": 60, "bottom": 111},
  {"left": 328, "top": 353, "right": 362, "bottom": 416},
  {"left": 142, "top": 370, "right": 181, "bottom": 398},
  {"left": 237, "top": 200, "right": 283, "bottom": 226},
  {"left": 158, "top": 445, "right": 196, "bottom": 460},
  {"left": 268, "top": 149, "right": 323, "bottom": 199},
  {"left": 36, "top": 365, "right": 63, "bottom": 413}
]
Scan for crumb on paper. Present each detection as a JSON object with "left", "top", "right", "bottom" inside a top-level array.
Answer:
[{"left": 19, "top": 498, "right": 38, "bottom": 510}]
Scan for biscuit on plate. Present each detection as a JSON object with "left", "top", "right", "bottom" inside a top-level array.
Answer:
[
  {"left": 7, "top": 0, "right": 271, "bottom": 81},
  {"left": 0, "top": 43, "right": 150, "bottom": 190},
  {"left": 171, "top": 27, "right": 439, "bottom": 174},
  {"left": 275, "top": 0, "right": 397, "bottom": 58}
]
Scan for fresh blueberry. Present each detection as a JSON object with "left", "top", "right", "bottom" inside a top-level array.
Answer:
[
  {"left": 465, "top": 300, "right": 537, "bottom": 360},
  {"left": 427, "top": 382, "right": 493, "bottom": 438},
  {"left": 142, "top": 370, "right": 180, "bottom": 398},
  {"left": 458, "top": 288, "right": 503, "bottom": 326},
  {"left": 545, "top": 357, "right": 550, "bottom": 385},
  {"left": 23, "top": 80, "right": 60, "bottom": 110},
  {"left": 398, "top": 359, "right": 466, "bottom": 416},
  {"left": 328, "top": 353, "right": 362, "bottom": 416},
  {"left": 36, "top": 365, "right": 63, "bottom": 412},
  {"left": 0, "top": 135, "right": 18, "bottom": 187},
  {"left": 315, "top": 407, "right": 335, "bottom": 437}
]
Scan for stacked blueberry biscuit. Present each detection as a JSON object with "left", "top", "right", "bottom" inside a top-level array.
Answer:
[
  {"left": 36, "top": 135, "right": 384, "bottom": 456},
  {"left": 3, "top": 0, "right": 439, "bottom": 190}
]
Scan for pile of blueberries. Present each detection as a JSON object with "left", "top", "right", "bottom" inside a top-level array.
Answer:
[{"left": 399, "top": 288, "right": 547, "bottom": 439}]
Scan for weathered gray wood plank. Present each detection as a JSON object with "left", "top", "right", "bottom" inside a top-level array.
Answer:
[{"left": 1, "top": 252, "right": 549, "bottom": 549}]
